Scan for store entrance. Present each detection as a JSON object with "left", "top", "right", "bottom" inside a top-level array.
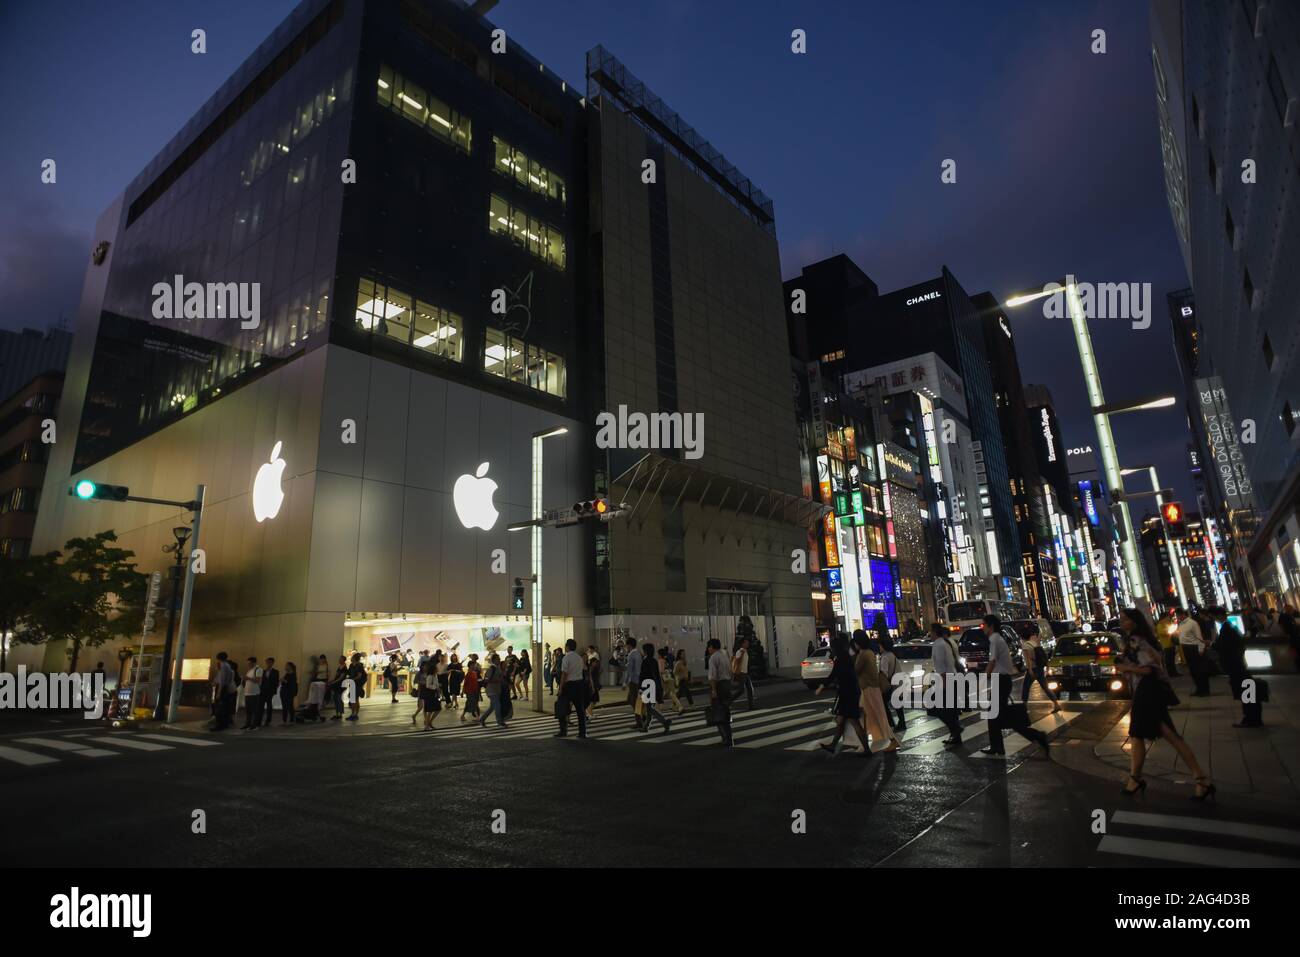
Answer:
[{"left": 342, "top": 612, "right": 575, "bottom": 702}]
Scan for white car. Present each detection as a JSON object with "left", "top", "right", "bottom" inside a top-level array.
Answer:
[{"left": 801, "top": 647, "right": 834, "bottom": 690}]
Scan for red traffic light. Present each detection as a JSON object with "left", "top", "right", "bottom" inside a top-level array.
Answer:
[{"left": 1162, "top": 501, "right": 1183, "bottom": 524}]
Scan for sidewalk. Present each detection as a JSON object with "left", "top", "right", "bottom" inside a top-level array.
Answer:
[
  {"left": 1093, "top": 672, "right": 1300, "bottom": 801},
  {"left": 155, "top": 669, "right": 800, "bottom": 737}
]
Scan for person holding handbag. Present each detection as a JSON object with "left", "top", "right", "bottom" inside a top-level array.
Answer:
[
  {"left": 1114, "top": 608, "right": 1215, "bottom": 800},
  {"left": 637, "top": 642, "right": 672, "bottom": 734},
  {"left": 815, "top": 635, "right": 872, "bottom": 758}
]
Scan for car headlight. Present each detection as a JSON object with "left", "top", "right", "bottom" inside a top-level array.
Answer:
[
  {"left": 1045, "top": 666, "right": 1062, "bottom": 676},
  {"left": 1099, "top": 664, "right": 1115, "bottom": 675}
]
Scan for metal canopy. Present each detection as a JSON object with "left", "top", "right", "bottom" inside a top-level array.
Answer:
[{"left": 608, "top": 453, "right": 829, "bottom": 540}]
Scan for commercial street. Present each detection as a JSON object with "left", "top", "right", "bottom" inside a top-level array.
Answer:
[{"left": 4, "top": 674, "right": 1296, "bottom": 869}]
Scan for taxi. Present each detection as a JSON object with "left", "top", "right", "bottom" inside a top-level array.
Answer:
[{"left": 1043, "top": 630, "right": 1130, "bottom": 699}]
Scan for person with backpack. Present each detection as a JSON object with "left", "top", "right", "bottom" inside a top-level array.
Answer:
[
  {"left": 928, "top": 622, "right": 965, "bottom": 747},
  {"left": 461, "top": 656, "right": 482, "bottom": 721},
  {"left": 1019, "top": 627, "right": 1061, "bottom": 711},
  {"left": 382, "top": 654, "right": 402, "bottom": 704}
]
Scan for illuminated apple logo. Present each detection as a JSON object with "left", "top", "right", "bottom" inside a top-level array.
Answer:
[
  {"left": 253, "top": 441, "right": 287, "bottom": 523},
  {"left": 453, "top": 462, "right": 498, "bottom": 530}
]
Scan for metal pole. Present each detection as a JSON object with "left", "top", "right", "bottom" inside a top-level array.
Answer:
[
  {"left": 152, "top": 559, "right": 183, "bottom": 721},
  {"left": 1064, "top": 280, "right": 1148, "bottom": 606},
  {"left": 1149, "top": 466, "right": 1189, "bottom": 608},
  {"left": 531, "top": 437, "right": 544, "bottom": 713},
  {"left": 166, "top": 485, "right": 205, "bottom": 723}
]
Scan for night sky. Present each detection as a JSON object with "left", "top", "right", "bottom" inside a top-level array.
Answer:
[{"left": 0, "top": 0, "right": 1193, "bottom": 506}]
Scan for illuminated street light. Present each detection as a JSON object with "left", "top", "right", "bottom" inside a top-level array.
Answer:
[
  {"left": 1094, "top": 395, "right": 1177, "bottom": 416},
  {"left": 1123, "top": 463, "right": 1189, "bottom": 608},
  {"left": 1006, "top": 277, "right": 1148, "bottom": 608}
]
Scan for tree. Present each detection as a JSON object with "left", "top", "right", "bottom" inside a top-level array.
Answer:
[
  {"left": 21, "top": 531, "right": 146, "bottom": 673},
  {"left": 0, "top": 553, "right": 57, "bottom": 672}
]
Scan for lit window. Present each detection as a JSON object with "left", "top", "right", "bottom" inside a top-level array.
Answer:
[
  {"left": 487, "top": 194, "right": 566, "bottom": 270},
  {"left": 490, "top": 135, "right": 566, "bottom": 204},
  {"left": 484, "top": 327, "right": 566, "bottom": 398},
  {"left": 378, "top": 65, "right": 471, "bottom": 154},
  {"left": 356, "top": 278, "right": 462, "bottom": 362}
]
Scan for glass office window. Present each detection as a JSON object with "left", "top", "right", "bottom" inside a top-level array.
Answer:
[
  {"left": 356, "top": 278, "right": 461, "bottom": 361},
  {"left": 490, "top": 135, "right": 566, "bottom": 205},
  {"left": 484, "top": 327, "right": 565, "bottom": 398},
  {"left": 412, "top": 299, "right": 463, "bottom": 361},
  {"left": 378, "top": 65, "right": 471, "bottom": 153},
  {"left": 487, "top": 194, "right": 565, "bottom": 270}
]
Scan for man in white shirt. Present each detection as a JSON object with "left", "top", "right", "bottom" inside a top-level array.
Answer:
[
  {"left": 927, "top": 622, "right": 964, "bottom": 747},
  {"left": 706, "top": 638, "right": 733, "bottom": 746},
  {"left": 554, "top": 639, "right": 589, "bottom": 738},
  {"left": 1176, "top": 607, "right": 1210, "bottom": 696},
  {"left": 241, "top": 657, "right": 265, "bottom": 730},
  {"left": 624, "top": 639, "right": 644, "bottom": 730},
  {"left": 981, "top": 616, "right": 1049, "bottom": 756}
]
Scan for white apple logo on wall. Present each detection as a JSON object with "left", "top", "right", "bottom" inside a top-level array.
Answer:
[
  {"left": 253, "top": 441, "right": 287, "bottom": 523},
  {"left": 453, "top": 462, "right": 498, "bottom": 530}
]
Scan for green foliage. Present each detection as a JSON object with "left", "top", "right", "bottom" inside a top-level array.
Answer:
[
  {"left": 0, "top": 553, "right": 59, "bottom": 671},
  {"left": 17, "top": 531, "right": 146, "bottom": 672}
]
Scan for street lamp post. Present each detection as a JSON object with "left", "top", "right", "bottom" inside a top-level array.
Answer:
[
  {"left": 530, "top": 427, "right": 568, "bottom": 713},
  {"left": 152, "top": 524, "right": 192, "bottom": 721},
  {"left": 1006, "top": 280, "right": 1151, "bottom": 611},
  {"left": 165, "top": 484, "right": 205, "bottom": 723}
]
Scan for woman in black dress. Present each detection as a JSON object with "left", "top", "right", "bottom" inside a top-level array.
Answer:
[
  {"left": 447, "top": 654, "right": 464, "bottom": 710},
  {"left": 1114, "top": 608, "right": 1215, "bottom": 799},
  {"left": 814, "top": 635, "right": 872, "bottom": 758},
  {"left": 420, "top": 660, "right": 442, "bottom": 731}
]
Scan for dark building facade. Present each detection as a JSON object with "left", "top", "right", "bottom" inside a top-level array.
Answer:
[
  {"left": 0, "top": 373, "right": 63, "bottom": 559},
  {"left": 1151, "top": 0, "right": 1300, "bottom": 605},
  {"left": 0, "top": 327, "right": 72, "bottom": 404},
  {"left": 975, "top": 292, "right": 1060, "bottom": 617},
  {"left": 865, "top": 271, "right": 1022, "bottom": 595},
  {"left": 23, "top": 0, "right": 814, "bottom": 678}
]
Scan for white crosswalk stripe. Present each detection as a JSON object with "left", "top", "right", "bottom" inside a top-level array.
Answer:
[
  {"left": 1098, "top": 810, "right": 1300, "bottom": 868},
  {"left": 0, "top": 732, "right": 222, "bottom": 769}
]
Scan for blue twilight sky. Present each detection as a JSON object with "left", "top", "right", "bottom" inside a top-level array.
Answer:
[{"left": 0, "top": 0, "right": 1195, "bottom": 505}]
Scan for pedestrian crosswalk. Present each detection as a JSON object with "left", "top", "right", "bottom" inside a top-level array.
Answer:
[
  {"left": 1097, "top": 809, "right": 1300, "bottom": 868},
  {"left": 0, "top": 731, "right": 222, "bottom": 769},
  {"left": 381, "top": 698, "right": 1089, "bottom": 756}
]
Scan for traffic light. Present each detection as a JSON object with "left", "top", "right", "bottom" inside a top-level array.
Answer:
[
  {"left": 1161, "top": 501, "right": 1186, "bottom": 538},
  {"left": 573, "top": 498, "right": 609, "bottom": 519},
  {"left": 511, "top": 578, "right": 526, "bottom": 610},
  {"left": 69, "top": 480, "right": 129, "bottom": 502}
]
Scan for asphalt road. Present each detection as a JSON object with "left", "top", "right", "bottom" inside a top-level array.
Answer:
[{"left": 2, "top": 681, "right": 1297, "bottom": 868}]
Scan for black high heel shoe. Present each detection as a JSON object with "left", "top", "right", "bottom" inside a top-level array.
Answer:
[
  {"left": 1121, "top": 774, "right": 1147, "bottom": 796},
  {"left": 1192, "top": 777, "right": 1217, "bottom": 801}
]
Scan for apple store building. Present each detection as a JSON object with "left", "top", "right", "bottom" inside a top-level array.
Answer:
[{"left": 20, "top": 0, "right": 596, "bottom": 693}]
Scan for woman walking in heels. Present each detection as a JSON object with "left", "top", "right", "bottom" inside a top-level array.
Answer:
[
  {"left": 814, "top": 635, "right": 872, "bottom": 758},
  {"left": 852, "top": 630, "right": 901, "bottom": 753},
  {"left": 1114, "top": 607, "right": 1216, "bottom": 801}
]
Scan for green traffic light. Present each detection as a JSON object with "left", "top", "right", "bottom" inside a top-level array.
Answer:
[{"left": 75, "top": 480, "right": 97, "bottom": 500}]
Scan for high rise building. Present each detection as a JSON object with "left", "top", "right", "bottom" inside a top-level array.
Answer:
[
  {"left": 1150, "top": 0, "right": 1300, "bottom": 606},
  {"left": 975, "top": 292, "right": 1060, "bottom": 617},
  {"left": 21, "top": 0, "right": 813, "bottom": 680},
  {"left": 0, "top": 327, "right": 73, "bottom": 403}
]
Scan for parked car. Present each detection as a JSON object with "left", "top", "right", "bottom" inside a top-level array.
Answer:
[
  {"left": 800, "top": 646, "right": 834, "bottom": 690},
  {"left": 1043, "top": 631, "right": 1130, "bottom": 699}
]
